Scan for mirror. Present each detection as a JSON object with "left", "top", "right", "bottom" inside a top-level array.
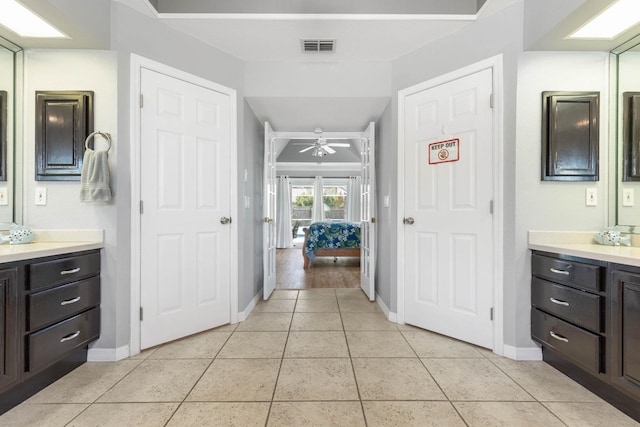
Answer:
[
  {"left": 0, "top": 36, "right": 20, "bottom": 226},
  {"left": 615, "top": 35, "right": 640, "bottom": 232}
]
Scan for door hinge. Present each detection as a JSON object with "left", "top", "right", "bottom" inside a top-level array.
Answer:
[
  {"left": 490, "top": 200, "right": 494, "bottom": 215},
  {"left": 489, "top": 93, "right": 494, "bottom": 108},
  {"left": 140, "top": 307, "right": 144, "bottom": 321},
  {"left": 490, "top": 307, "right": 494, "bottom": 321},
  {"left": 140, "top": 200, "right": 144, "bottom": 214},
  {"left": 140, "top": 94, "right": 144, "bottom": 108}
]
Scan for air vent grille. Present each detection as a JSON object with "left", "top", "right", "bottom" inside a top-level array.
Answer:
[{"left": 301, "top": 39, "right": 336, "bottom": 53}]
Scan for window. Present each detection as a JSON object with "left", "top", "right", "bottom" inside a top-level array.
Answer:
[
  {"left": 291, "top": 184, "right": 314, "bottom": 230},
  {"left": 322, "top": 185, "right": 347, "bottom": 221}
]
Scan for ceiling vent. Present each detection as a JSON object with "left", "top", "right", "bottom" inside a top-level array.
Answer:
[{"left": 301, "top": 39, "right": 336, "bottom": 53}]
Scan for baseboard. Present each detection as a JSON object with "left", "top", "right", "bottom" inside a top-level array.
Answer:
[
  {"left": 238, "top": 291, "right": 262, "bottom": 322},
  {"left": 503, "top": 344, "right": 543, "bottom": 361},
  {"left": 87, "top": 345, "right": 130, "bottom": 362},
  {"left": 375, "top": 294, "right": 397, "bottom": 322}
]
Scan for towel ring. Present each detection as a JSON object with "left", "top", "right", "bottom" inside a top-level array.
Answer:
[{"left": 84, "top": 131, "right": 111, "bottom": 152}]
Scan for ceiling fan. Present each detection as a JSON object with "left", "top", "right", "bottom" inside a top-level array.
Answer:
[{"left": 294, "top": 139, "right": 350, "bottom": 156}]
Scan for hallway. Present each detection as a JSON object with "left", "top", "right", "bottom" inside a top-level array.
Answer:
[{"left": 0, "top": 288, "right": 636, "bottom": 426}]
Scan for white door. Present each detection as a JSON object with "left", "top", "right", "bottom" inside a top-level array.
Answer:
[
  {"left": 140, "top": 68, "right": 232, "bottom": 349},
  {"left": 403, "top": 68, "right": 494, "bottom": 348},
  {"left": 360, "top": 122, "right": 376, "bottom": 301},
  {"left": 263, "top": 122, "right": 277, "bottom": 299}
]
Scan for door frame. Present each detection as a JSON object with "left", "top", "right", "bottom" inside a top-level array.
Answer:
[
  {"left": 396, "top": 55, "right": 504, "bottom": 356},
  {"left": 129, "top": 54, "right": 238, "bottom": 356}
]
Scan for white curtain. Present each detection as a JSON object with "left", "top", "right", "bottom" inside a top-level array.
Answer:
[
  {"left": 312, "top": 176, "right": 324, "bottom": 222},
  {"left": 346, "top": 176, "right": 362, "bottom": 222},
  {"left": 276, "top": 176, "right": 293, "bottom": 248}
]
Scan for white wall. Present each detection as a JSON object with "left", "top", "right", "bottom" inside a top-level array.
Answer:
[
  {"left": 514, "top": 51, "right": 611, "bottom": 347},
  {"left": 22, "top": 49, "right": 118, "bottom": 350},
  {"left": 0, "top": 49, "right": 14, "bottom": 223}
]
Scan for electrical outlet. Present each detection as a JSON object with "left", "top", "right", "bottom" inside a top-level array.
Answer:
[
  {"left": 0, "top": 188, "right": 7, "bottom": 206},
  {"left": 35, "top": 187, "right": 47, "bottom": 205},
  {"left": 623, "top": 188, "right": 635, "bottom": 207},
  {"left": 586, "top": 188, "right": 597, "bottom": 206}
]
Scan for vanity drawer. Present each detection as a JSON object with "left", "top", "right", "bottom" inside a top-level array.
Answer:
[
  {"left": 531, "top": 277, "right": 602, "bottom": 333},
  {"left": 27, "top": 307, "right": 100, "bottom": 373},
  {"left": 532, "top": 308, "right": 602, "bottom": 373},
  {"left": 28, "top": 251, "right": 100, "bottom": 291},
  {"left": 27, "top": 276, "right": 100, "bottom": 331},
  {"left": 532, "top": 253, "right": 602, "bottom": 291}
]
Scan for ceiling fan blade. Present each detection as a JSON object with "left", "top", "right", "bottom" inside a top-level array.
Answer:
[
  {"left": 326, "top": 143, "right": 350, "bottom": 147},
  {"left": 292, "top": 142, "right": 313, "bottom": 146},
  {"left": 299, "top": 146, "right": 315, "bottom": 153},
  {"left": 323, "top": 146, "right": 336, "bottom": 154}
]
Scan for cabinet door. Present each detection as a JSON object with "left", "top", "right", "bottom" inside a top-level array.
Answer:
[
  {"left": 0, "top": 267, "right": 18, "bottom": 391},
  {"left": 611, "top": 269, "right": 640, "bottom": 399}
]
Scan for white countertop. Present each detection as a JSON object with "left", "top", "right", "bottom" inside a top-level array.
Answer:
[
  {"left": 529, "top": 231, "right": 640, "bottom": 267},
  {"left": 0, "top": 229, "right": 103, "bottom": 263}
]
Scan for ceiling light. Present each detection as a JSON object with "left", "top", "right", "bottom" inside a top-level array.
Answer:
[
  {"left": 569, "top": 0, "right": 640, "bottom": 39},
  {"left": 0, "top": 0, "right": 67, "bottom": 38}
]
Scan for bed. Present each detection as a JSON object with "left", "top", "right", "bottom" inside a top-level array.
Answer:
[{"left": 302, "top": 222, "right": 361, "bottom": 269}]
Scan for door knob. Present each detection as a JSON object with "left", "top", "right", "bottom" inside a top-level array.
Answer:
[
  {"left": 263, "top": 217, "right": 273, "bottom": 223},
  {"left": 403, "top": 217, "right": 415, "bottom": 225},
  {"left": 220, "top": 217, "right": 232, "bottom": 225}
]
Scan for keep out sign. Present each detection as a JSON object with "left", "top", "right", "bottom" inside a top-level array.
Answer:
[{"left": 428, "top": 138, "right": 460, "bottom": 165}]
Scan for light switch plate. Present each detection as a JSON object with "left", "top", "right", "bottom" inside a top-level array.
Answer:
[
  {"left": 35, "top": 187, "right": 47, "bottom": 205},
  {"left": 623, "top": 188, "right": 635, "bottom": 207},
  {"left": 586, "top": 188, "right": 597, "bottom": 206},
  {"left": 244, "top": 196, "right": 251, "bottom": 209},
  {"left": 384, "top": 195, "right": 390, "bottom": 208},
  {"left": 0, "top": 188, "right": 7, "bottom": 206}
]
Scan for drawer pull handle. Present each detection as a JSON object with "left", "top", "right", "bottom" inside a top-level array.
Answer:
[
  {"left": 549, "top": 297, "right": 569, "bottom": 307},
  {"left": 60, "top": 267, "right": 81, "bottom": 275},
  {"left": 60, "top": 296, "right": 81, "bottom": 306},
  {"left": 549, "top": 331, "right": 569, "bottom": 343},
  {"left": 550, "top": 268, "right": 570, "bottom": 276},
  {"left": 60, "top": 331, "right": 81, "bottom": 343}
]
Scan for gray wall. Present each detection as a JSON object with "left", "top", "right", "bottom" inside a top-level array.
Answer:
[{"left": 390, "top": 3, "right": 524, "bottom": 347}]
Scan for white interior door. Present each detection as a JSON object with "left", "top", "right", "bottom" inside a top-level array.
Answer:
[
  {"left": 263, "top": 122, "right": 277, "bottom": 299},
  {"left": 360, "top": 122, "right": 376, "bottom": 301},
  {"left": 403, "top": 68, "right": 494, "bottom": 349},
  {"left": 140, "top": 68, "right": 231, "bottom": 349}
]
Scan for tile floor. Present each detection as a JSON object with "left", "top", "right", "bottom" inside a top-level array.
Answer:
[{"left": 1, "top": 288, "right": 638, "bottom": 426}]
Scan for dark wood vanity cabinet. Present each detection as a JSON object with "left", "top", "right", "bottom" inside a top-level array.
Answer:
[
  {"left": 0, "top": 249, "right": 100, "bottom": 414},
  {"left": 531, "top": 251, "right": 640, "bottom": 421}
]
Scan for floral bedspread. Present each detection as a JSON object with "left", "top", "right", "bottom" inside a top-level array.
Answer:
[{"left": 305, "top": 222, "right": 361, "bottom": 260}]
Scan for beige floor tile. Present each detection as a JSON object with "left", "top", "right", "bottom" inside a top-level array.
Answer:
[
  {"left": 26, "top": 360, "right": 142, "bottom": 404},
  {"left": 353, "top": 358, "right": 446, "bottom": 400},
  {"left": 298, "top": 289, "right": 337, "bottom": 299},
  {"left": 338, "top": 298, "right": 381, "bottom": 313},
  {"left": 454, "top": 402, "right": 565, "bottom": 427},
  {"left": 543, "top": 402, "right": 639, "bottom": 427},
  {"left": 268, "top": 402, "right": 366, "bottom": 426},
  {"left": 0, "top": 404, "right": 88, "bottom": 427},
  {"left": 295, "top": 298, "right": 340, "bottom": 313},
  {"left": 284, "top": 331, "right": 349, "bottom": 358},
  {"left": 335, "top": 288, "right": 367, "bottom": 299},
  {"left": 253, "top": 299, "right": 296, "bottom": 313},
  {"left": 67, "top": 403, "right": 179, "bottom": 427},
  {"left": 148, "top": 330, "right": 231, "bottom": 359},
  {"left": 346, "top": 331, "right": 416, "bottom": 357},
  {"left": 270, "top": 290, "right": 299, "bottom": 299},
  {"left": 167, "top": 402, "right": 270, "bottom": 427},
  {"left": 395, "top": 323, "right": 425, "bottom": 331},
  {"left": 211, "top": 323, "right": 238, "bottom": 332},
  {"left": 423, "top": 358, "right": 532, "bottom": 401},
  {"left": 97, "top": 359, "right": 209, "bottom": 402},
  {"left": 187, "top": 359, "right": 280, "bottom": 401},
  {"left": 236, "top": 312, "right": 293, "bottom": 332},
  {"left": 290, "top": 312, "right": 344, "bottom": 331},
  {"left": 477, "top": 347, "right": 500, "bottom": 358},
  {"left": 362, "top": 401, "right": 466, "bottom": 427},
  {"left": 217, "top": 332, "right": 288, "bottom": 358},
  {"left": 490, "top": 358, "right": 603, "bottom": 402},
  {"left": 402, "top": 329, "right": 484, "bottom": 358},
  {"left": 128, "top": 347, "right": 158, "bottom": 360},
  {"left": 342, "top": 312, "right": 398, "bottom": 331},
  {"left": 274, "top": 358, "right": 359, "bottom": 401}
]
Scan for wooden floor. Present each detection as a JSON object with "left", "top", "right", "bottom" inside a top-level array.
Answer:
[{"left": 276, "top": 248, "right": 360, "bottom": 289}]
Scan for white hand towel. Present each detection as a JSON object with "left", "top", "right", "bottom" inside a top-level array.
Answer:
[{"left": 80, "top": 149, "right": 112, "bottom": 202}]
